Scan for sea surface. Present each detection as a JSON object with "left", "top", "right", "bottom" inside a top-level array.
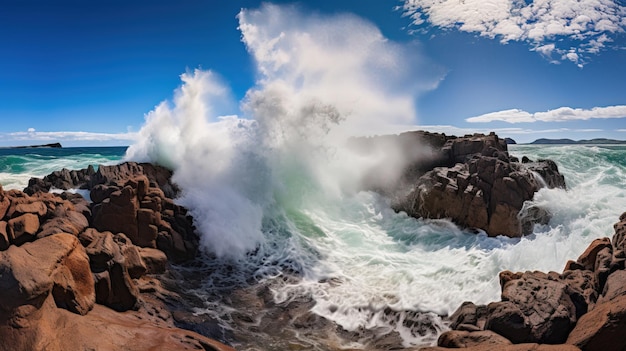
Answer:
[{"left": 1, "top": 144, "right": 625, "bottom": 349}]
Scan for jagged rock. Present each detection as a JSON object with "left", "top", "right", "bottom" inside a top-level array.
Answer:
[
  {"left": 139, "top": 247, "right": 168, "bottom": 274},
  {"left": 392, "top": 133, "right": 565, "bottom": 237},
  {"left": 80, "top": 229, "right": 140, "bottom": 312},
  {"left": 449, "top": 301, "right": 489, "bottom": 330},
  {"left": 0, "top": 292, "right": 236, "bottom": 351},
  {"left": 597, "top": 270, "right": 626, "bottom": 304},
  {"left": 0, "top": 234, "right": 95, "bottom": 317},
  {"left": 486, "top": 271, "right": 577, "bottom": 344},
  {"left": 611, "top": 212, "right": 626, "bottom": 270},
  {"left": 566, "top": 294, "right": 626, "bottom": 351},
  {"left": 7, "top": 213, "right": 40, "bottom": 245},
  {"left": 423, "top": 344, "right": 581, "bottom": 351},
  {"left": 438, "top": 330, "right": 512, "bottom": 348}
]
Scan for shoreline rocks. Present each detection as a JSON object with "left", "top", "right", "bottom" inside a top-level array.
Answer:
[
  {"left": 0, "top": 164, "right": 234, "bottom": 351},
  {"left": 432, "top": 212, "right": 626, "bottom": 351}
]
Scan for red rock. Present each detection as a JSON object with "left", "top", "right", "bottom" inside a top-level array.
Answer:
[
  {"left": 138, "top": 247, "right": 168, "bottom": 274},
  {"left": 0, "top": 293, "right": 235, "bottom": 351},
  {"left": 438, "top": 330, "right": 512, "bottom": 348},
  {"left": 0, "top": 234, "right": 95, "bottom": 316},
  {"left": 566, "top": 294, "right": 626, "bottom": 351},
  {"left": 8, "top": 213, "right": 40, "bottom": 245},
  {"left": 14, "top": 201, "right": 47, "bottom": 217},
  {"left": 0, "top": 222, "right": 8, "bottom": 251},
  {"left": 0, "top": 195, "right": 10, "bottom": 219},
  {"left": 487, "top": 271, "right": 577, "bottom": 344},
  {"left": 576, "top": 237, "right": 611, "bottom": 271},
  {"left": 597, "top": 270, "right": 626, "bottom": 304},
  {"left": 422, "top": 344, "right": 580, "bottom": 351}
]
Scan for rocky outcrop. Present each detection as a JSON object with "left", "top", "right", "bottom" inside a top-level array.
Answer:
[
  {"left": 391, "top": 132, "right": 565, "bottom": 237},
  {"left": 0, "top": 164, "right": 234, "bottom": 351},
  {"left": 25, "top": 162, "right": 197, "bottom": 261},
  {"left": 435, "top": 212, "right": 626, "bottom": 350}
]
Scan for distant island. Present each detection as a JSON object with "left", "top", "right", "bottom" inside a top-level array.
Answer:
[
  {"left": 9, "top": 142, "right": 62, "bottom": 149},
  {"left": 530, "top": 138, "right": 626, "bottom": 145}
]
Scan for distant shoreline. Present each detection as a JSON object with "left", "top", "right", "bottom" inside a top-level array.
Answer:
[
  {"left": 527, "top": 138, "right": 626, "bottom": 145},
  {"left": 2, "top": 142, "right": 63, "bottom": 149}
]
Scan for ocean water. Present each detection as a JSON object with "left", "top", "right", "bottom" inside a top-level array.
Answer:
[
  {"left": 0, "top": 147, "right": 127, "bottom": 190},
  {"left": 1, "top": 141, "right": 625, "bottom": 348},
  {"left": 0, "top": 141, "right": 626, "bottom": 350}
]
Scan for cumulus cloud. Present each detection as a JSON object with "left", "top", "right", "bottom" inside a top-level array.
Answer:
[
  {"left": 467, "top": 105, "right": 626, "bottom": 123},
  {"left": 401, "top": 0, "right": 626, "bottom": 64}
]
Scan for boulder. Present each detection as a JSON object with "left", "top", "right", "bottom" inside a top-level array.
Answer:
[
  {"left": 438, "top": 330, "right": 512, "bottom": 348},
  {"left": 0, "top": 234, "right": 95, "bottom": 317},
  {"left": 0, "top": 292, "right": 236, "bottom": 351},
  {"left": 597, "top": 270, "right": 626, "bottom": 304},
  {"left": 486, "top": 271, "right": 577, "bottom": 344},
  {"left": 566, "top": 294, "right": 626, "bottom": 351},
  {"left": 80, "top": 229, "right": 140, "bottom": 312},
  {"left": 422, "top": 344, "right": 581, "bottom": 351},
  {"left": 8, "top": 213, "right": 40, "bottom": 245}
]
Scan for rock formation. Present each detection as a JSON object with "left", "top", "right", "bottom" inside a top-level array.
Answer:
[
  {"left": 0, "top": 164, "right": 234, "bottom": 351},
  {"left": 428, "top": 212, "right": 626, "bottom": 351},
  {"left": 387, "top": 132, "right": 566, "bottom": 237}
]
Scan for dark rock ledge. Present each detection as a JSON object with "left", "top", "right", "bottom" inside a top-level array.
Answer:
[{"left": 0, "top": 162, "right": 234, "bottom": 351}]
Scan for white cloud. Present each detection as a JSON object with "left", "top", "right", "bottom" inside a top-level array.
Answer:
[
  {"left": 467, "top": 105, "right": 626, "bottom": 123},
  {"left": 3, "top": 130, "right": 137, "bottom": 143},
  {"left": 401, "top": 0, "right": 626, "bottom": 64}
]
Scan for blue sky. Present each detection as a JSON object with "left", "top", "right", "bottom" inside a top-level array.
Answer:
[{"left": 1, "top": 0, "right": 625, "bottom": 146}]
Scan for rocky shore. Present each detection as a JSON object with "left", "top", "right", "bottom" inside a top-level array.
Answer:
[
  {"left": 0, "top": 162, "right": 234, "bottom": 351},
  {"left": 1, "top": 131, "right": 623, "bottom": 351},
  {"left": 424, "top": 212, "right": 626, "bottom": 351}
]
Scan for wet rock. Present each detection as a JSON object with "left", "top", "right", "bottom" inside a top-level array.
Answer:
[
  {"left": 438, "top": 330, "right": 512, "bottom": 348},
  {"left": 393, "top": 133, "right": 565, "bottom": 237},
  {"left": 486, "top": 271, "right": 577, "bottom": 344},
  {"left": 566, "top": 294, "right": 626, "bottom": 351}
]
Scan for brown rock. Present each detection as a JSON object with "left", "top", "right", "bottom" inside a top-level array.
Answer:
[
  {"left": 8, "top": 213, "right": 40, "bottom": 245},
  {"left": 488, "top": 271, "right": 577, "bottom": 344},
  {"left": 612, "top": 212, "right": 626, "bottom": 270},
  {"left": 14, "top": 201, "right": 47, "bottom": 217},
  {"left": 0, "top": 234, "right": 95, "bottom": 316},
  {"left": 576, "top": 237, "right": 611, "bottom": 271},
  {"left": 597, "top": 270, "right": 626, "bottom": 304},
  {"left": 438, "top": 330, "right": 512, "bottom": 348},
  {"left": 139, "top": 247, "right": 168, "bottom": 274},
  {"left": 81, "top": 229, "right": 139, "bottom": 311},
  {"left": 92, "top": 186, "right": 139, "bottom": 241},
  {"left": 422, "top": 344, "right": 580, "bottom": 351},
  {"left": 0, "top": 195, "right": 10, "bottom": 219},
  {"left": 566, "top": 294, "right": 626, "bottom": 351},
  {"left": 0, "top": 222, "right": 8, "bottom": 251},
  {"left": 0, "top": 292, "right": 235, "bottom": 351}
]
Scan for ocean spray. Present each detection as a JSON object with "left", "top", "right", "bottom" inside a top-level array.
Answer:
[{"left": 121, "top": 3, "right": 626, "bottom": 348}]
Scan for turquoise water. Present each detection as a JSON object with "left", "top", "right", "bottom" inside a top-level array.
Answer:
[
  {"left": 0, "top": 147, "right": 126, "bottom": 190},
  {"left": 2, "top": 143, "right": 625, "bottom": 348}
]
